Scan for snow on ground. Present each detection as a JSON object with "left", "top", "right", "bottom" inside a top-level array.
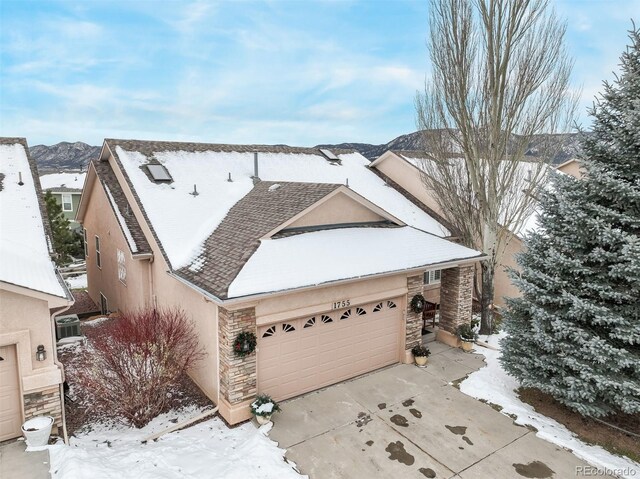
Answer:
[
  {"left": 460, "top": 334, "right": 640, "bottom": 479},
  {"left": 65, "top": 273, "right": 87, "bottom": 289},
  {"left": 39, "top": 172, "right": 86, "bottom": 190},
  {"left": 115, "top": 147, "right": 448, "bottom": 269},
  {"left": 0, "top": 143, "right": 68, "bottom": 297},
  {"left": 229, "top": 226, "right": 481, "bottom": 297},
  {"left": 48, "top": 410, "right": 305, "bottom": 479}
]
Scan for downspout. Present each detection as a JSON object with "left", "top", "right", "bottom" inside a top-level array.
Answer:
[
  {"left": 148, "top": 255, "right": 156, "bottom": 309},
  {"left": 50, "top": 302, "right": 72, "bottom": 445}
]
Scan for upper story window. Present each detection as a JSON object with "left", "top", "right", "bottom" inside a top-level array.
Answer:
[
  {"left": 424, "top": 269, "right": 441, "bottom": 285},
  {"left": 95, "top": 235, "right": 101, "bottom": 268},
  {"left": 62, "top": 193, "right": 73, "bottom": 212}
]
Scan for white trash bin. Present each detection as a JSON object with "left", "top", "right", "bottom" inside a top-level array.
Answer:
[{"left": 21, "top": 416, "right": 54, "bottom": 448}]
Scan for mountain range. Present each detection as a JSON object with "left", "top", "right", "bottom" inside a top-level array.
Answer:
[{"left": 31, "top": 131, "right": 585, "bottom": 171}]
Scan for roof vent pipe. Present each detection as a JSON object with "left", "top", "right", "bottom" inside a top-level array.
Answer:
[
  {"left": 252, "top": 152, "right": 260, "bottom": 185},
  {"left": 345, "top": 178, "right": 349, "bottom": 188},
  {"left": 190, "top": 184, "right": 199, "bottom": 196},
  {"left": 227, "top": 172, "right": 233, "bottom": 182},
  {"left": 18, "top": 172, "right": 24, "bottom": 186}
]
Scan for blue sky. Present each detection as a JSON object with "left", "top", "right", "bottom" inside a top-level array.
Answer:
[{"left": 0, "top": 0, "right": 637, "bottom": 147}]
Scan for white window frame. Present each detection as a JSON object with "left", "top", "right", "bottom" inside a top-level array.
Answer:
[
  {"left": 424, "top": 269, "right": 442, "bottom": 285},
  {"left": 95, "top": 235, "right": 101, "bottom": 269},
  {"left": 61, "top": 193, "right": 73, "bottom": 212}
]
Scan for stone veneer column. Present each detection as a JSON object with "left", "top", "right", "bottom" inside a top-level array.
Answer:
[
  {"left": 23, "top": 386, "right": 62, "bottom": 433},
  {"left": 405, "top": 274, "right": 424, "bottom": 360},
  {"left": 437, "top": 265, "right": 474, "bottom": 347},
  {"left": 218, "top": 305, "right": 257, "bottom": 424}
]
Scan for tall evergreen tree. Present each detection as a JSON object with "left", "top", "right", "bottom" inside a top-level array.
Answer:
[{"left": 500, "top": 27, "right": 640, "bottom": 417}]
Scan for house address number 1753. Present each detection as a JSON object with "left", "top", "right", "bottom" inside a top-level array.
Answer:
[{"left": 332, "top": 300, "right": 350, "bottom": 309}]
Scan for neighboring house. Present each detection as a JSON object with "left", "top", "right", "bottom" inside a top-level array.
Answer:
[
  {"left": 369, "top": 150, "right": 581, "bottom": 307},
  {"left": 556, "top": 158, "right": 583, "bottom": 178},
  {"left": 76, "top": 139, "right": 484, "bottom": 425},
  {"left": 0, "top": 138, "right": 74, "bottom": 441},
  {"left": 40, "top": 171, "right": 87, "bottom": 231}
]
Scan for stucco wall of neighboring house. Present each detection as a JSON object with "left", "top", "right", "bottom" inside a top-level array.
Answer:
[
  {"left": 49, "top": 191, "right": 82, "bottom": 228},
  {"left": 374, "top": 155, "right": 445, "bottom": 218},
  {"left": 0, "top": 288, "right": 63, "bottom": 396},
  {"left": 557, "top": 159, "right": 583, "bottom": 179},
  {"left": 83, "top": 178, "right": 151, "bottom": 314},
  {"left": 286, "top": 191, "right": 386, "bottom": 229},
  {"left": 486, "top": 235, "right": 522, "bottom": 307}
]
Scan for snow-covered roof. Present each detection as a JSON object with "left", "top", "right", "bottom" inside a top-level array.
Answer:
[
  {"left": 0, "top": 139, "right": 68, "bottom": 298},
  {"left": 228, "top": 226, "right": 483, "bottom": 298},
  {"left": 39, "top": 172, "right": 86, "bottom": 191},
  {"left": 108, "top": 140, "right": 449, "bottom": 271}
]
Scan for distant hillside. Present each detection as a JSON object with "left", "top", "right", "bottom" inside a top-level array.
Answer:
[
  {"left": 30, "top": 142, "right": 100, "bottom": 171},
  {"left": 318, "top": 130, "right": 587, "bottom": 163}
]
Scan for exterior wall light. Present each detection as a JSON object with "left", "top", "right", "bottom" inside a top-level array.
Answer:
[{"left": 36, "top": 345, "right": 47, "bottom": 362}]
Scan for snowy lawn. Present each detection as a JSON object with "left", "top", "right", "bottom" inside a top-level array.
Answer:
[
  {"left": 48, "top": 413, "right": 305, "bottom": 479},
  {"left": 65, "top": 273, "right": 87, "bottom": 289},
  {"left": 460, "top": 333, "right": 640, "bottom": 479}
]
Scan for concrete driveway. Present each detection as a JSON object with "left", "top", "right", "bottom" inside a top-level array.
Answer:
[{"left": 270, "top": 342, "right": 612, "bottom": 479}]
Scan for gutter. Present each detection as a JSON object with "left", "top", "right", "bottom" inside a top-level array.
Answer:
[{"left": 167, "top": 253, "right": 487, "bottom": 308}]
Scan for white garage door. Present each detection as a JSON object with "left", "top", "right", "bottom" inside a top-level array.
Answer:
[
  {"left": 257, "top": 298, "right": 402, "bottom": 401},
  {"left": 0, "top": 345, "right": 23, "bottom": 441}
]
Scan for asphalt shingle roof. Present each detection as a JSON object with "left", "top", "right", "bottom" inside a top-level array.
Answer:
[{"left": 176, "top": 181, "right": 342, "bottom": 299}]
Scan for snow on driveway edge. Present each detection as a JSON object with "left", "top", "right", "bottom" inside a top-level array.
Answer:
[{"left": 459, "top": 334, "right": 640, "bottom": 479}]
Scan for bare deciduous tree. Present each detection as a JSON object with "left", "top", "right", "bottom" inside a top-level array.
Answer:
[{"left": 415, "top": 0, "right": 577, "bottom": 333}]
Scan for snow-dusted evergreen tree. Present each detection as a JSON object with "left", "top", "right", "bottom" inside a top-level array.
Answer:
[{"left": 500, "top": 27, "right": 640, "bottom": 417}]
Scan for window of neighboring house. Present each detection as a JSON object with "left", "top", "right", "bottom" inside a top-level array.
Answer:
[
  {"left": 83, "top": 228, "right": 88, "bottom": 258},
  {"left": 95, "top": 236, "right": 101, "bottom": 268},
  {"left": 117, "top": 249, "right": 126, "bottom": 285},
  {"left": 62, "top": 193, "right": 73, "bottom": 212},
  {"left": 100, "top": 293, "right": 108, "bottom": 315},
  {"left": 424, "top": 269, "right": 442, "bottom": 285}
]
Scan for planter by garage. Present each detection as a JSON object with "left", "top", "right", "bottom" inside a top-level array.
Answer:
[
  {"left": 411, "top": 345, "right": 431, "bottom": 367},
  {"left": 21, "top": 416, "right": 54, "bottom": 447}
]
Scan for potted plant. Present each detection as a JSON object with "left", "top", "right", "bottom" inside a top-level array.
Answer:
[
  {"left": 411, "top": 345, "right": 431, "bottom": 367},
  {"left": 456, "top": 323, "right": 478, "bottom": 352},
  {"left": 250, "top": 394, "right": 281, "bottom": 425}
]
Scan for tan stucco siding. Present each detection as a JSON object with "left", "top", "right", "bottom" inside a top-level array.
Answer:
[
  {"left": 494, "top": 236, "right": 523, "bottom": 306},
  {"left": 0, "top": 289, "right": 62, "bottom": 393},
  {"left": 375, "top": 155, "right": 445, "bottom": 218},
  {"left": 254, "top": 274, "right": 408, "bottom": 325},
  {"left": 286, "top": 192, "right": 386, "bottom": 229},
  {"left": 83, "top": 177, "right": 150, "bottom": 314}
]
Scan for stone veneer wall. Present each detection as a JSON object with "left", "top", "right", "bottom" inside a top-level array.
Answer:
[
  {"left": 405, "top": 274, "right": 424, "bottom": 351},
  {"left": 23, "top": 386, "right": 62, "bottom": 431},
  {"left": 439, "top": 265, "right": 475, "bottom": 334},
  {"left": 218, "top": 306, "right": 257, "bottom": 405}
]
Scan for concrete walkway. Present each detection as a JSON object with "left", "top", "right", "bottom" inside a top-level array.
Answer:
[
  {"left": 0, "top": 440, "right": 50, "bottom": 479},
  {"left": 270, "top": 342, "right": 613, "bottom": 479}
]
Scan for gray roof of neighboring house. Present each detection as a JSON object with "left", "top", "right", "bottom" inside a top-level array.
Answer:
[
  {"left": 44, "top": 187, "right": 83, "bottom": 193},
  {"left": 92, "top": 159, "right": 152, "bottom": 255},
  {"left": 175, "top": 181, "right": 343, "bottom": 299}
]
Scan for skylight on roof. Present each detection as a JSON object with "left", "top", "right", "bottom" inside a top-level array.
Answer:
[
  {"left": 319, "top": 149, "right": 339, "bottom": 161},
  {"left": 146, "top": 164, "right": 172, "bottom": 182}
]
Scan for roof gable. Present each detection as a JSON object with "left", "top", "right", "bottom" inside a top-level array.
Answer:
[{"left": 175, "top": 181, "right": 342, "bottom": 299}]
